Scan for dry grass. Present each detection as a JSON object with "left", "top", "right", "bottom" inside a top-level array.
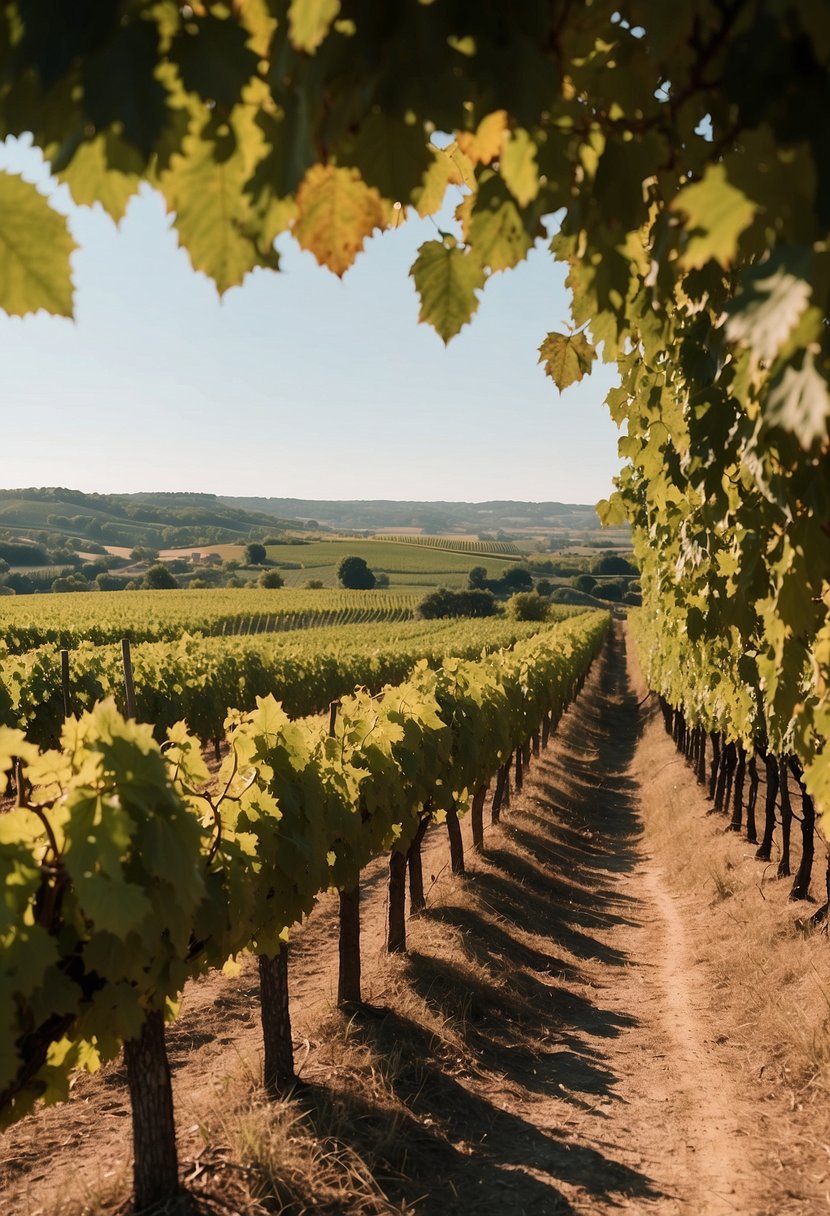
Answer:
[{"left": 637, "top": 705, "right": 830, "bottom": 1114}]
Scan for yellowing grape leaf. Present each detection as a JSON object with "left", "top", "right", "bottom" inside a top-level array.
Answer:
[
  {"left": 294, "top": 165, "right": 384, "bottom": 277},
  {"left": 289, "top": 0, "right": 341, "bottom": 53},
  {"left": 456, "top": 111, "right": 507, "bottom": 165},
  {"left": 413, "top": 147, "right": 453, "bottom": 217},
  {"left": 538, "top": 330, "right": 597, "bottom": 390},
  {"left": 0, "top": 172, "right": 76, "bottom": 317},
  {"left": 410, "top": 239, "right": 485, "bottom": 344},
  {"left": 672, "top": 164, "right": 758, "bottom": 269},
  {"left": 500, "top": 128, "right": 540, "bottom": 208}
]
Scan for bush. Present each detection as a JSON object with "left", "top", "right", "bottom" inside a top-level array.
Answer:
[
  {"left": 51, "top": 573, "right": 89, "bottom": 593},
  {"left": 573, "top": 573, "right": 598, "bottom": 594},
  {"left": 507, "top": 591, "right": 549, "bottom": 621},
  {"left": 417, "top": 588, "right": 498, "bottom": 619},
  {"left": 468, "top": 565, "right": 488, "bottom": 589},
  {"left": 535, "top": 578, "right": 553, "bottom": 597},
  {"left": 501, "top": 565, "right": 533, "bottom": 591},
  {"left": 374, "top": 571, "right": 390, "bottom": 587},
  {"left": 337, "top": 555, "right": 376, "bottom": 589},
  {"left": 303, "top": 579, "right": 324, "bottom": 589},
  {"left": 245, "top": 542, "right": 267, "bottom": 565},
  {"left": 145, "top": 563, "right": 178, "bottom": 590},
  {"left": 259, "top": 570, "right": 284, "bottom": 588},
  {"left": 591, "top": 553, "right": 638, "bottom": 576},
  {"left": 596, "top": 580, "right": 625, "bottom": 602},
  {"left": 95, "top": 573, "right": 124, "bottom": 591}
]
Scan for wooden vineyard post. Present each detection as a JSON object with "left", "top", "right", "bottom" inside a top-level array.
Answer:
[
  {"left": 332, "top": 700, "right": 361, "bottom": 1005},
  {"left": 407, "top": 815, "right": 429, "bottom": 914},
  {"left": 259, "top": 946, "right": 294, "bottom": 1095},
  {"left": 121, "top": 637, "right": 137, "bottom": 720},
  {"left": 123, "top": 1011, "right": 180, "bottom": 1210},
  {"left": 60, "top": 649, "right": 71, "bottom": 719},
  {"left": 387, "top": 849, "right": 407, "bottom": 953},
  {"left": 120, "top": 639, "right": 180, "bottom": 1208},
  {"left": 471, "top": 784, "right": 486, "bottom": 852},
  {"left": 491, "top": 762, "right": 508, "bottom": 824},
  {"left": 446, "top": 800, "right": 465, "bottom": 874}
]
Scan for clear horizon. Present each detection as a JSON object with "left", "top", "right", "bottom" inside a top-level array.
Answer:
[{"left": 2, "top": 136, "right": 622, "bottom": 506}]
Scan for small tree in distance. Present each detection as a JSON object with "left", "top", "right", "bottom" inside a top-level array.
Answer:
[
  {"left": 468, "top": 565, "right": 488, "bottom": 589},
  {"left": 337, "top": 555, "right": 376, "bottom": 589},
  {"left": 260, "top": 570, "right": 284, "bottom": 588},
  {"left": 145, "top": 564, "right": 178, "bottom": 590},
  {"left": 245, "top": 542, "right": 267, "bottom": 565}
]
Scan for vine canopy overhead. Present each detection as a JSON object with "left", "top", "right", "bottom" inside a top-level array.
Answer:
[{"left": 2, "top": 3, "right": 830, "bottom": 817}]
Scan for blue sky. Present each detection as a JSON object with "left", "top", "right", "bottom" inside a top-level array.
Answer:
[{"left": 1, "top": 136, "right": 622, "bottom": 505}]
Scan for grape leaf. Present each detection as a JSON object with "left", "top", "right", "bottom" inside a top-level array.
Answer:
[
  {"left": 672, "top": 164, "right": 758, "bottom": 269},
  {"left": 410, "top": 239, "right": 485, "bottom": 344},
  {"left": 538, "top": 331, "right": 597, "bottom": 390},
  {"left": 456, "top": 111, "right": 507, "bottom": 165},
  {"left": 724, "top": 247, "right": 812, "bottom": 364},
  {"left": 293, "top": 165, "right": 384, "bottom": 277},
  {"left": 289, "top": 0, "right": 341, "bottom": 53},
  {"left": 764, "top": 352, "right": 830, "bottom": 449},
  {"left": 163, "top": 133, "right": 277, "bottom": 293},
  {"left": 467, "top": 193, "right": 532, "bottom": 273},
  {"left": 0, "top": 172, "right": 76, "bottom": 318},
  {"left": 500, "top": 128, "right": 539, "bottom": 208},
  {"left": 55, "top": 132, "right": 141, "bottom": 223}
]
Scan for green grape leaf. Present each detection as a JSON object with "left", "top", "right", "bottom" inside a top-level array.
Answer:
[
  {"left": 538, "top": 330, "right": 596, "bottom": 390},
  {"left": 293, "top": 164, "right": 384, "bottom": 277},
  {"left": 163, "top": 133, "right": 277, "bottom": 293},
  {"left": 81, "top": 19, "right": 168, "bottom": 160},
  {"left": 341, "top": 111, "right": 431, "bottom": 203},
  {"left": 467, "top": 190, "right": 532, "bottom": 273},
  {"left": 672, "top": 164, "right": 758, "bottom": 269},
  {"left": 499, "top": 127, "right": 539, "bottom": 207},
  {"left": 410, "top": 239, "right": 485, "bottom": 344},
  {"left": 0, "top": 172, "right": 76, "bottom": 317},
  {"left": 54, "top": 131, "right": 142, "bottom": 222},
  {"left": 289, "top": 0, "right": 341, "bottom": 53},
  {"left": 764, "top": 352, "right": 830, "bottom": 449},
  {"left": 724, "top": 247, "right": 812, "bottom": 364},
  {"left": 72, "top": 873, "right": 152, "bottom": 939},
  {"left": 172, "top": 14, "right": 260, "bottom": 107}
]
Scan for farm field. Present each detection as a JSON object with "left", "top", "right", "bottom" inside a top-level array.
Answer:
[{"left": 262, "top": 537, "right": 521, "bottom": 583}]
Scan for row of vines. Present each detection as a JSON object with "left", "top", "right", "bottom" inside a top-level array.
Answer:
[
  {"left": 0, "top": 610, "right": 609, "bottom": 1208},
  {"left": 0, "top": 615, "right": 575, "bottom": 748}
]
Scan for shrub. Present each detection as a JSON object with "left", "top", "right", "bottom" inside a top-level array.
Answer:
[
  {"left": 245, "top": 542, "right": 267, "bottom": 565},
  {"left": 259, "top": 570, "right": 284, "bottom": 588},
  {"left": 337, "top": 555, "right": 376, "bottom": 589},
  {"left": 507, "top": 591, "right": 549, "bottom": 621},
  {"left": 145, "top": 563, "right": 178, "bottom": 590},
  {"left": 417, "top": 588, "right": 498, "bottom": 619}
]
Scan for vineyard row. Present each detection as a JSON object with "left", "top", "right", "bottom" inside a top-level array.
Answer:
[{"left": 0, "top": 610, "right": 609, "bottom": 1209}]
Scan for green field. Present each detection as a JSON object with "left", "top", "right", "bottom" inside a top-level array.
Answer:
[{"left": 264, "top": 538, "right": 521, "bottom": 588}]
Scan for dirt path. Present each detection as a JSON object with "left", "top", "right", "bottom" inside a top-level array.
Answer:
[{"left": 1, "top": 625, "right": 814, "bottom": 1215}]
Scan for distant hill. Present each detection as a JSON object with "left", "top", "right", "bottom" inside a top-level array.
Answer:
[
  {"left": 220, "top": 497, "right": 619, "bottom": 537},
  {"left": 0, "top": 488, "right": 295, "bottom": 551}
]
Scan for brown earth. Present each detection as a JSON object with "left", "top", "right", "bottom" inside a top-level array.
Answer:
[{"left": 2, "top": 624, "right": 829, "bottom": 1215}]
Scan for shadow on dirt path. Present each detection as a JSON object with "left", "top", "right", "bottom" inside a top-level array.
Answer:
[{"left": 311, "top": 626, "right": 667, "bottom": 1215}]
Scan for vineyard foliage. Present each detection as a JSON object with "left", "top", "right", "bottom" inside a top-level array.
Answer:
[
  {"left": 0, "top": 588, "right": 420, "bottom": 654},
  {"left": 0, "top": 615, "right": 579, "bottom": 746},
  {"left": 0, "top": 610, "right": 609, "bottom": 1127},
  {"left": 0, "top": 5, "right": 826, "bottom": 822}
]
